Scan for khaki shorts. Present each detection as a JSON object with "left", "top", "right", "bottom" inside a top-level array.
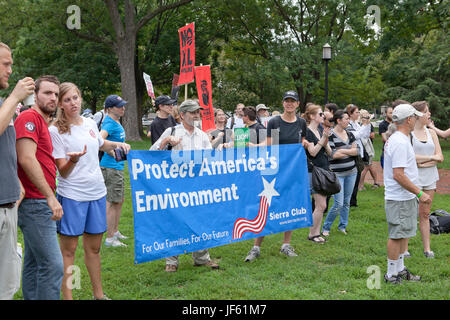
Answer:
[
  {"left": 419, "top": 182, "right": 437, "bottom": 191},
  {"left": 101, "top": 167, "right": 124, "bottom": 203},
  {"left": 385, "top": 198, "right": 418, "bottom": 239}
]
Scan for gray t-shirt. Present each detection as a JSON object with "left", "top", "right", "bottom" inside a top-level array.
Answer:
[{"left": 0, "top": 100, "right": 21, "bottom": 204}]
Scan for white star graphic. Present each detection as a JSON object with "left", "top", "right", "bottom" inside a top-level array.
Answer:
[{"left": 258, "top": 177, "right": 280, "bottom": 206}]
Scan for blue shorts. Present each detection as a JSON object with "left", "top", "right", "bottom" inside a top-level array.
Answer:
[{"left": 56, "top": 194, "right": 107, "bottom": 236}]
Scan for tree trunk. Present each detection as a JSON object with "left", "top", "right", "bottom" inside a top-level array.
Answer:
[{"left": 116, "top": 36, "right": 142, "bottom": 141}]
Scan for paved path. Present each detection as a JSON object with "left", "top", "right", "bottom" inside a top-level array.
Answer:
[{"left": 361, "top": 161, "right": 450, "bottom": 195}]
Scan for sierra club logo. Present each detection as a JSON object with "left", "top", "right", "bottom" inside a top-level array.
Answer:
[{"left": 233, "top": 177, "right": 279, "bottom": 239}]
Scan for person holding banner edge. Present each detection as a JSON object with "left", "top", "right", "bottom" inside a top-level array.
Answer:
[
  {"left": 150, "top": 99, "right": 220, "bottom": 272},
  {"left": 245, "top": 90, "right": 308, "bottom": 262}
]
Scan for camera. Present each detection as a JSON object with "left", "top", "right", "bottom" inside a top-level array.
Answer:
[{"left": 114, "top": 148, "right": 127, "bottom": 161}]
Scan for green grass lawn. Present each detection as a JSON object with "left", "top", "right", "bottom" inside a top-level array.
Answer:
[{"left": 14, "top": 135, "right": 450, "bottom": 300}]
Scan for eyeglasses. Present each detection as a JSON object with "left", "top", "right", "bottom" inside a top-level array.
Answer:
[{"left": 362, "top": 116, "right": 370, "bottom": 119}]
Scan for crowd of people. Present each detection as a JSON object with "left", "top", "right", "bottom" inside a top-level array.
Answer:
[
  {"left": 0, "top": 40, "right": 447, "bottom": 300},
  {"left": 146, "top": 89, "right": 446, "bottom": 285}
]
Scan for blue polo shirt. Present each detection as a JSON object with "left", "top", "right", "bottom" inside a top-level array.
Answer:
[{"left": 100, "top": 115, "right": 126, "bottom": 170}]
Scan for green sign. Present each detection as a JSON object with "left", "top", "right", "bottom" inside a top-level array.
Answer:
[{"left": 234, "top": 127, "right": 249, "bottom": 148}]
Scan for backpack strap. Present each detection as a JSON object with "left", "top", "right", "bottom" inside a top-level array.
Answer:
[
  {"left": 97, "top": 110, "right": 105, "bottom": 130},
  {"left": 167, "top": 126, "right": 176, "bottom": 150}
]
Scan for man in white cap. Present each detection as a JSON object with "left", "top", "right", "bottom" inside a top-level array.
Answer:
[
  {"left": 256, "top": 104, "right": 269, "bottom": 118},
  {"left": 383, "top": 104, "right": 431, "bottom": 284},
  {"left": 256, "top": 103, "right": 270, "bottom": 128},
  {"left": 150, "top": 100, "right": 219, "bottom": 272}
]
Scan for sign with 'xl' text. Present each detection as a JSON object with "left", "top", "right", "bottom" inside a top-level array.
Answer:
[
  {"left": 128, "top": 144, "right": 312, "bottom": 264},
  {"left": 178, "top": 23, "right": 195, "bottom": 85}
]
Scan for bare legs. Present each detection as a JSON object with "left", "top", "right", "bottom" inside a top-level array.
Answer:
[{"left": 59, "top": 233, "right": 104, "bottom": 300}]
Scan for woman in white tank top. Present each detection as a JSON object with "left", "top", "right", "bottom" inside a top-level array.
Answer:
[{"left": 408, "top": 101, "right": 443, "bottom": 258}]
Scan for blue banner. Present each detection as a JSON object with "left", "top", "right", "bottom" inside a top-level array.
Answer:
[{"left": 128, "top": 144, "right": 312, "bottom": 264}]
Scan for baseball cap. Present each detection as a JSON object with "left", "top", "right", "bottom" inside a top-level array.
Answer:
[
  {"left": 256, "top": 104, "right": 268, "bottom": 112},
  {"left": 392, "top": 104, "right": 423, "bottom": 122},
  {"left": 155, "top": 95, "right": 177, "bottom": 108},
  {"left": 105, "top": 95, "right": 127, "bottom": 108},
  {"left": 179, "top": 100, "right": 204, "bottom": 113},
  {"left": 282, "top": 90, "right": 299, "bottom": 101}
]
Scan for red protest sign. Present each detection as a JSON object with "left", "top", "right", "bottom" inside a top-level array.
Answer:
[
  {"left": 194, "top": 65, "right": 215, "bottom": 133},
  {"left": 178, "top": 23, "right": 195, "bottom": 85}
]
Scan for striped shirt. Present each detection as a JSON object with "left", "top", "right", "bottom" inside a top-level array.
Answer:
[{"left": 329, "top": 129, "right": 357, "bottom": 176}]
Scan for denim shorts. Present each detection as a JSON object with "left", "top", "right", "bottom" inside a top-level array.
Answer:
[
  {"left": 56, "top": 194, "right": 107, "bottom": 236},
  {"left": 308, "top": 171, "right": 318, "bottom": 194}
]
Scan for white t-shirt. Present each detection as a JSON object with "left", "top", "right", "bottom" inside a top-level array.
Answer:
[
  {"left": 226, "top": 116, "right": 245, "bottom": 129},
  {"left": 49, "top": 118, "right": 106, "bottom": 201},
  {"left": 383, "top": 131, "right": 419, "bottom": 201},
  {"left": 150, "top": 124, "right": 212, "bottom": 151}
]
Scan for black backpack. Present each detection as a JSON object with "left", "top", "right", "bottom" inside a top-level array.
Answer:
[{"left": 429, "top": 209, "right": 450, "bottom": 234}]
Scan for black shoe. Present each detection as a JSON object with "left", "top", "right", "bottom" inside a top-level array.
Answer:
[
  {"left": 384, "top": 273, "right": 402, "bottom": 284},
  {"left": 398, "top": 268, "right": 421, "bottom": 281}
]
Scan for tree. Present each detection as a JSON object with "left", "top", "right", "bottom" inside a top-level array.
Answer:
[
  {"left": 66, "top": 0, "right": 195, "bottom": 140},
  {"left": 207, "top": 0, "right": 378, "bottom": 112}
]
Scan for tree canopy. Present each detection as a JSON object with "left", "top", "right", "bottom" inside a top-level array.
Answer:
[{"left": 0, "top": 0, "right": 448, "bottom": 138}]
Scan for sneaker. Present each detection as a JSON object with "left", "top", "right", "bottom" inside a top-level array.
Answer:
[
  {"left": 194, "top": 260, "right": 220, "bottom": 270},
  {"left": 94, "top": 294, "right": 111, "bottom": 300},
  {"left": 424, "top": 251, "right": 435, "bottom": 259},
  {"left": 104, "top": 238, "right": 127, "bottom": 248},
  {"left": 245, "top": 247, "right": 260, "bottom": 262},
  {"left": 165, "top": 264, "right": 177, "bottom": 272},
  {"left": 280, "top": 245, "right": 298, "bottom": 257},
  {"left": 114, "top": 231, "right": 128, "bottom": 240},
  {"left": 398, "top": 268, "right": 421, "bottom": 281},
  {"left": 403, "top": 251, "right": 411, "bottom": 258},
  {"left": 384, "top": 273, "right": 402, "bottom": 285},
  {"left": 339, "top": 229, "right": 347, "bottom": 235}
]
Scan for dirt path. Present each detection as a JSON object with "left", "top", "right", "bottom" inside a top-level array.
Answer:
[{"left": 361, "top": 161, "right": 450, "bottom": 195}]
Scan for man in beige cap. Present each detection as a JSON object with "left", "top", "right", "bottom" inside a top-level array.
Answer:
[
  {"left": 383, "top": 104, "right": 431, "bottom": 284},
  {"left": 150, "top": 100, "right": 219, "bottom": 272}
]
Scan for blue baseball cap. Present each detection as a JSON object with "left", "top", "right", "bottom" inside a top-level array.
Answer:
[{"left": 105, "top": 95, "right": 127, "bottom": 108}]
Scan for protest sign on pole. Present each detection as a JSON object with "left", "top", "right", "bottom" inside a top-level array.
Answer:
[
  {"left": 171, "top": 74, "right": 180, "bottom": 101},
  {"left": 143, "top": 72, "right": 156, "bottom": 101},
  {"left": 194, "top": 65, "right": 215, "bottom": 132},
  {"left": 127, "top": 144, "right": 312, "bottom": 264},
  {"left": 178, "top": 22, "right": 195, "bottom": 86}
]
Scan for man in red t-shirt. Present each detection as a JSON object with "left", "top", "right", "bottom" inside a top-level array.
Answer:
[{"left": 15, "top": 75, "right": 64, "bottom": 300}]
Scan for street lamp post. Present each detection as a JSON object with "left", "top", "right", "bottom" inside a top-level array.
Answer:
[{"left": 322, "top": 43, "right": 332, "bottom": 105}]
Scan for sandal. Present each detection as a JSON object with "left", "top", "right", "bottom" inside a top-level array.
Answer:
[{"left": 308, "top": 235, "right": 326, "bottom": 243}]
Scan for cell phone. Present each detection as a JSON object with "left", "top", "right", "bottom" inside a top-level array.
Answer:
[{"left": 114, "top": 148, "right": 127, "bottom": 161}]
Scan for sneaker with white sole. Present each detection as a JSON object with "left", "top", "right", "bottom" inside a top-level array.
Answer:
[
  {"left": 424, "top": 251, "right": 435, "bottom": 259},
  {"left": 398, "top": 268, "right": 421, "bottom": 281},
  {"left": 244, "top": 247, "right": 260, "bottom": 262},
  {"left": 104, "top": 238, "right": 127, "bottom": 248},
  {"left": 384, "top": 273, "right": 402, "bottom": 285},
  {"left": 280, "top": 245, "right": 298, "bottom": 257},
  {"left": 114, "top": 231, "right": 128, "bottom": 240}
]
